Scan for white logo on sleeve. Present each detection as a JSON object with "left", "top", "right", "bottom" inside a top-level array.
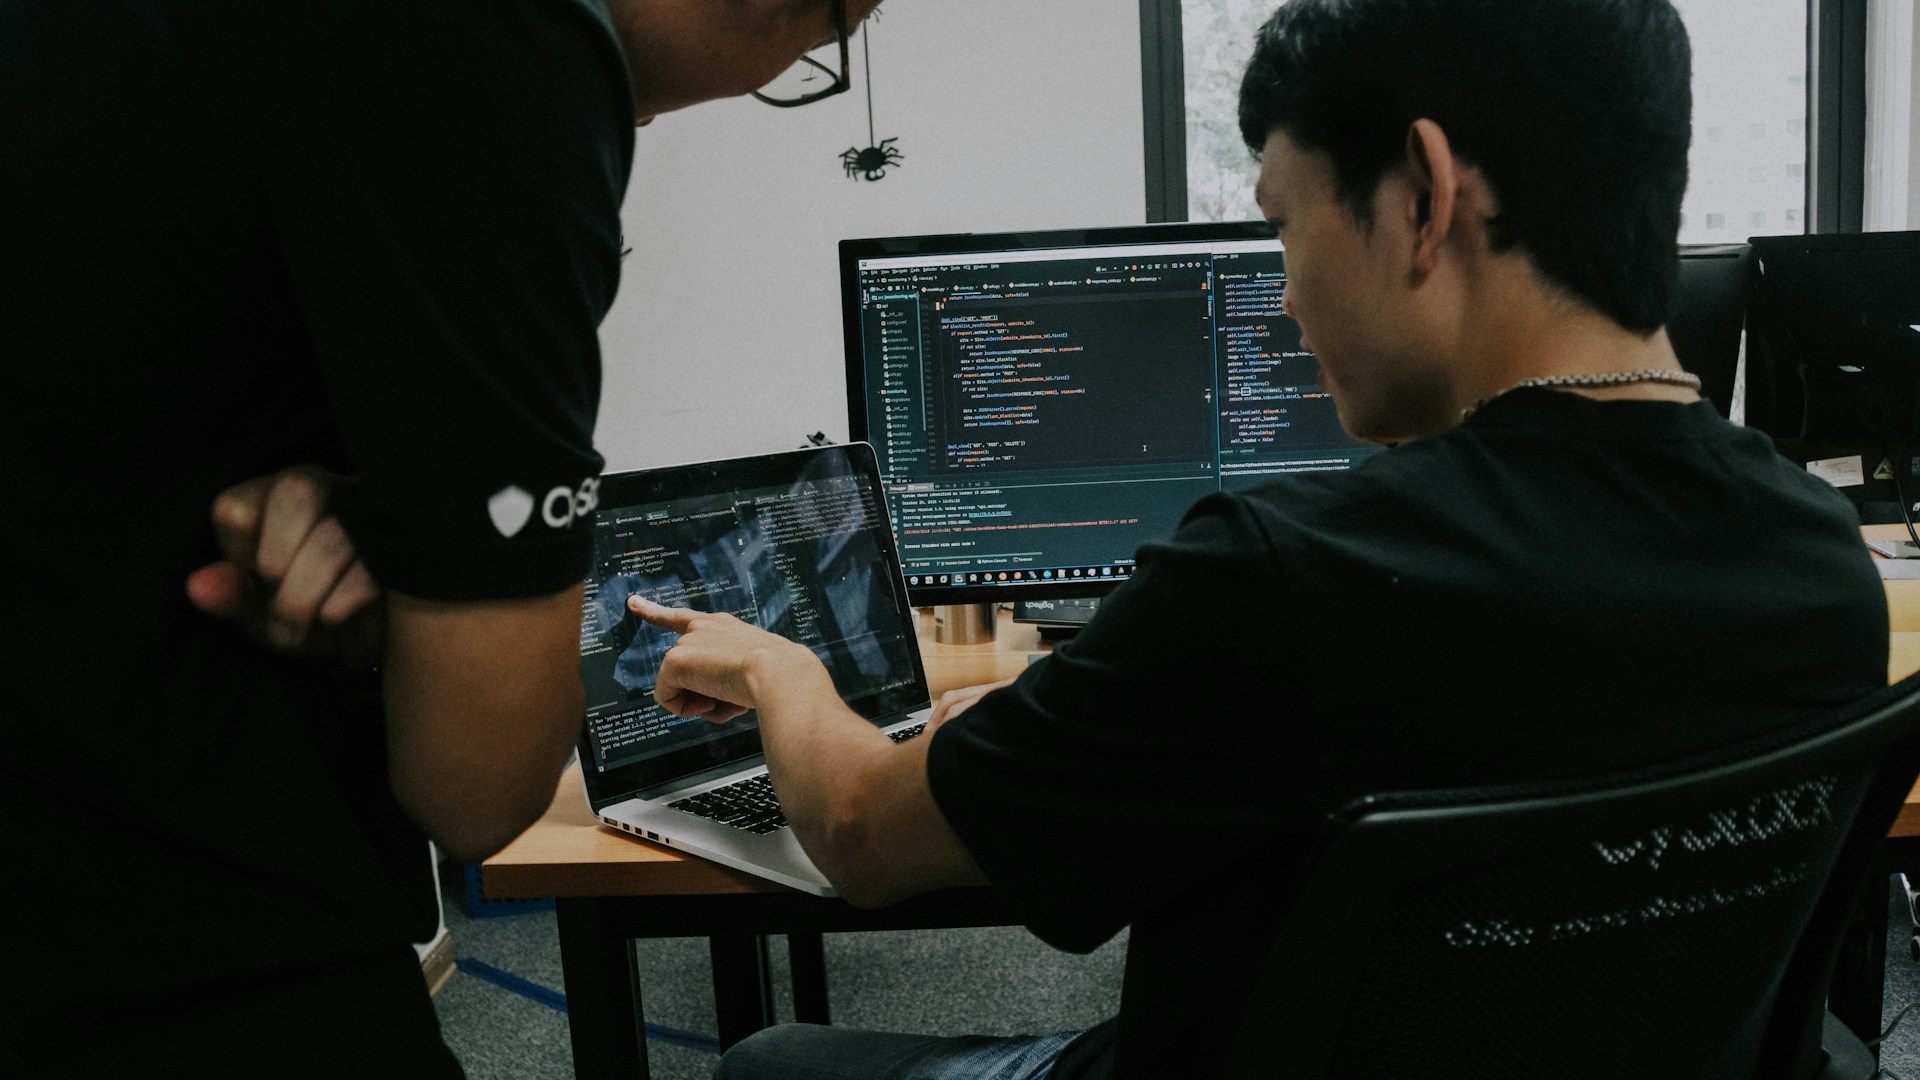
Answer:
[
  {"left": 488, "top": 485, "right": 536, "bottom": 538},
  {"left": 543, "top": 476, "right": 600, "bottom": 529},
  {"left": 489, "top": 476, "right": 599, "bottom": 537}
]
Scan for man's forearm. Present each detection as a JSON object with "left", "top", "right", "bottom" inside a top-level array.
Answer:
[
  {"left": 745, "top": 651, "right": 894, "bottom": 879},
  {"left": 631, "top": 598, "right": 987, "bottom": 905},
  {"left": 383, "top": 586, "right": 586, "bottom": 863},
  {"left": 742, "top": 647, "right": 987, "bottom": 907}
]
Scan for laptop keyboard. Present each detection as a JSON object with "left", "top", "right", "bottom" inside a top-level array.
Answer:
[
  {"left": 667, "top": 722, "right": 928, "bottom": 834},
  {"left": 670, "top": 773, "right": 787, "bottom": 833}
]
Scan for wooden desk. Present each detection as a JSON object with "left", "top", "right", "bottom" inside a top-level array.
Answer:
[
  {"left": 483, "top": 607, "right": 1045, "bottom": 1079},
  {"left": 1864, "top": 527, "right": 1920, "bottom": 838}
]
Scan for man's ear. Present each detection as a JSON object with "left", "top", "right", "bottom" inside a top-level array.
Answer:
[{"left": 1404, "top": 118, "right": 1460, "bottom": 277}]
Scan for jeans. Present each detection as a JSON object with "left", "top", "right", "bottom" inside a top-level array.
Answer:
[{"left": 712, "top": 1023, "right": 1082, "bottom": 1080}]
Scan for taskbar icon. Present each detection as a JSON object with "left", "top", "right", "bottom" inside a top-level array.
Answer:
[{"left": 913, "top": 565, "right": 1134, "bottom": 586}]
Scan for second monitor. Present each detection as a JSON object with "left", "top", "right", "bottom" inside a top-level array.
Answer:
[{"left": 841, "top": 221, "right": 1379, "bottom": 606}]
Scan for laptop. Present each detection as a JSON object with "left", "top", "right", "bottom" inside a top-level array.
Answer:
[{"left": 575, "top": 442, "right": 935, "bottom": 895}]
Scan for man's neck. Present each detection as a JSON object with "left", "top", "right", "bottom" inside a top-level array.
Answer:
[{"left": 1450, "top": 268, "right": 1697, "bottom": 417}]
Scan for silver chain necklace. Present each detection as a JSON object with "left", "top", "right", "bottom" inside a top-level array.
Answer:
[{"left": 1465, "top": 369, "right": 1702, "bottom": 418}]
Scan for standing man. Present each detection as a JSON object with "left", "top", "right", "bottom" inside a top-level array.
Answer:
[
  {"left": 633, "top": 1, "right": 1891, "bottom": 1077},
  {"left": 1, "top": 0, "right": 877, "bottom": 1074}
]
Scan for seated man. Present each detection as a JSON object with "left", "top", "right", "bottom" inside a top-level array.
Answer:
[{"left": 631, "top": 0, "right": 1890, "bottom": 1077}]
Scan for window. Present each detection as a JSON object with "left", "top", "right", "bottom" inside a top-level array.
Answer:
[
  {"left": 1178, "top": 0, "right": 1272, "bottom": 222},
  {"left": 1670, "top": 0, "right": 1808, "bottom": 241},
  {"left": 1175, "top": 0, "right": 1811, "bottom": 237}
]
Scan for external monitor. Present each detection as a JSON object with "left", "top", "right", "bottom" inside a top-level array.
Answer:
[
  {"left": 841, "top": 221, "right": 1381, "bottom": 606},
  {"left": 1742, "top": 230, "right": 1920, "bottom": 523}
]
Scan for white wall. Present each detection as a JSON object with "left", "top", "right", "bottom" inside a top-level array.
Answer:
[{"left": 596, "top": 2, "right": 1147, "bottom": 471}]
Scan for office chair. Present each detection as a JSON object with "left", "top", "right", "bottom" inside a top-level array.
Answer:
[
  {"left": 1671, "top": 241, "right": 1753, "bottom": 419},
  {"left": 1225, "top": 673, "right": 1920, "bottom": 1080}
]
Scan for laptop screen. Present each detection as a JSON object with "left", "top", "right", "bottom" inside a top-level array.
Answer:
[{"left": 577, "top": 443, "right": 930, "bottom": 804}]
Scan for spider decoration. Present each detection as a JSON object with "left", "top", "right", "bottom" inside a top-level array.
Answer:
[
  {"left": 842, "top": 138, "right": 903, "bottom": 181},
  {"left": 837, "top": 17, "right": 901, "bottom": 182}
]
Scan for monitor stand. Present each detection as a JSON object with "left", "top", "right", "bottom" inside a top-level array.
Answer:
[{"left": 932, "top": 603, "right": 997, "bottom": 645}]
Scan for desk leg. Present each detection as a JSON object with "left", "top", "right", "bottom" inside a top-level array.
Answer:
[
  {"left": 710, "top": 934, "right": 776, "bottom": 1049},
  {"left": 557, "top": 898, "right": 651, "bottom": 1080},
  {"left": 1830, "top": 865, "right": 1893, "bottom": 1056},
  {"left": 789, "top": 932, "right": 830, "bottom": 1025}
]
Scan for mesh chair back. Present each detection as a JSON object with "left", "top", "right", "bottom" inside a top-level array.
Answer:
[{"left": 1226, "top": 674, "right": 1920, "bottom": 1080}]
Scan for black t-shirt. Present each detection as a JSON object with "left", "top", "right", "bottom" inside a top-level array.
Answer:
[
  {"left": 926, "top": 389, "right": 1890, "bottom": 1080},
  {"left": 0, "top": 0, "right": 632, "bottom": 1032}
]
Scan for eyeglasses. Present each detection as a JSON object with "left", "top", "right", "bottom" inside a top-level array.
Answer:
[{"left": 752, "top": 0, "right": 851, "bottom": 108}]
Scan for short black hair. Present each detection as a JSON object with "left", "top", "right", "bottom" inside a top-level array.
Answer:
[{"left": 1239, "top": 0, "right": 1691, "bottom": 333}]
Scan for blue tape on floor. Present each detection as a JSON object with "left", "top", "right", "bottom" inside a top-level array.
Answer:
[
  {"left": 456, "top": 958, "right": 569, "bottom": 1012},
  {"left": 454, "top": 958, "right": 722, "bottom": 1055}
]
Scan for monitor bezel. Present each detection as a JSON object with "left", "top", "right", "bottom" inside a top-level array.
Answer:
[
  {"left": 1739, "top": 229, "right": 1920, "bottom": 524},
  {"left": 1743, "top": 229, "right": 1920, "bottom": 442},
  {"left": 839, "top": 219, "right": 1282, "bottom": 607}
]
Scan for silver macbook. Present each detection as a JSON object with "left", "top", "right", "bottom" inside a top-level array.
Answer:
[{"left": 575, "top": 443, "right": 933, "bottom": 895}]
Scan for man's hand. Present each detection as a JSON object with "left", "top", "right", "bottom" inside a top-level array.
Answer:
[
  {"left": 928, "top": 677, "right": 1018, "bottom": 733},
  {"left": 627, "top": 596, "right": 829, "bottom": 722},
  {"left": 185, "top": 466, "right": 383, "bottom": 667},
  {"left": 630, "top": 593, "right": 984, "bottom": 905}
]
